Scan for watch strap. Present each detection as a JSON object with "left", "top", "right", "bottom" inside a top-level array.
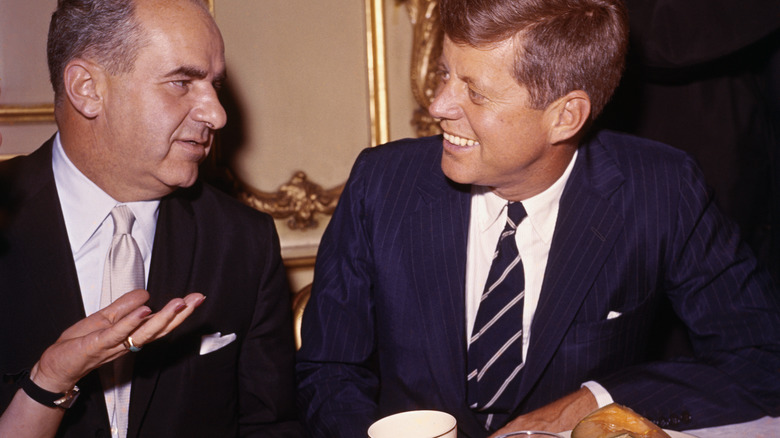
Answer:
[{"left": 19, "top": 370, "right": 80, "bottom": 409}]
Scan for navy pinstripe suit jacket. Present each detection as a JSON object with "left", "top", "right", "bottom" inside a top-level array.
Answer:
[{"left": 297, "top": 132, "right": 780, "bottom": 438}]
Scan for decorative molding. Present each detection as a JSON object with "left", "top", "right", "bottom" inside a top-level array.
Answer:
[
  {"left": 366, "top": 0, "right": 390, "bottom": 147},
  {"left": 0, "top": 104, "right": 55, "bottom": 124},
  {"left": 238, "top": 171, "right": 344, "bottom": 231},
  {"left": 283, "top": 255, "right": 317, "bottom": 269},
  {"left": 401, "top": 0, "right": 442, "bottom": 137}
]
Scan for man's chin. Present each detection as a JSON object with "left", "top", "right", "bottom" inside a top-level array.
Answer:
[
  {"left": 159, "top": 167, "right": 200, "bottom": 192},
  {"left": 441, "top": 156, "right": 478, "bottom": 186}
]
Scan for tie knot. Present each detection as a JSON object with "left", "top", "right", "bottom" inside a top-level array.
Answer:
[
  {"left": 110, "top": 205, "right": 136, "bottom": 236},
  {"left": 506, "top": 202, "right": 527, "bottom": 226}
]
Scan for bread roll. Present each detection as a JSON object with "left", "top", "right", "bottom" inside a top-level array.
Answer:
[{"left": 571, "top": 403, "right": 670, "bottom": 438}]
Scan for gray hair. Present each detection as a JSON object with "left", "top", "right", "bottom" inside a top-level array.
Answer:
[{"left": 47, "top": 0, "right": 147, "bottom": 105}]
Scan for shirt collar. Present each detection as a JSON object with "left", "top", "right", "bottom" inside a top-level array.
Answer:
[
  {"left": 473, "top": 149, "right": 579, "bottom": 244},
  {"left": 52, "top": 133, "right": 160, "bottom": 255}
]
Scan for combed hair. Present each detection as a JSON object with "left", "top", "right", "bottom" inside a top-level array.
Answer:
[
  {"left": 47, "top": 0, "right": 147, "bottom": 104},
  {"left": 440, "top": 0, "right": 628, "bottom": 119}
]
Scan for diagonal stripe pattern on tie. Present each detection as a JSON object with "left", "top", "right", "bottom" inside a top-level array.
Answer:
[
  {"left": 99, "top": 205, "right": 144, "bottom": 438},
  {"left": 467, "top": 201, "right": 527, "bottom": 430}
]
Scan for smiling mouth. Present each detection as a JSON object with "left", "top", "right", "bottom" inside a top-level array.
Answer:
[{"left": 443, "top": 132, "right": 479, "bottom": 147}]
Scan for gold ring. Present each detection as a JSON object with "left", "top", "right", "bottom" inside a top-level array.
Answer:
[{"left": 123, "top": 336, "right": 142, "bottom": 353}]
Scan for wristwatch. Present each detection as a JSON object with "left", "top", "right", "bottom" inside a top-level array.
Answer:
[{"left": 19, "top": 370, "right": 80, "bottom": 409}]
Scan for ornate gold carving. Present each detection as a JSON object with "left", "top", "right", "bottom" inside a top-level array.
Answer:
[
  {"left": 401, "top": 0, "right": 442, "bottom": 137},
  {"left": 237, "top": 172, "right": 344, "bottom": 231}
]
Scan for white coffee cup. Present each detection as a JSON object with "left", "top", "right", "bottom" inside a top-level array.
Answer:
[{"left": 367, "top": 410, "right": 457, "bottom": 438}]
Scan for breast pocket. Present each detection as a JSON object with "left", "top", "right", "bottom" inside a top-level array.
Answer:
[{"left": 564, "top": 296, "right": 659, "bottom": 368}]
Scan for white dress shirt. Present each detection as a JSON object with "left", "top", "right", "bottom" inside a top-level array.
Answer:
[
  {"left": 51, "top": 133, "right": 159, "bottom": 437},
  {"left": 465, "top": 149, "right": 614, "bottom": 408},
  {"left": 52, "top": 133, "right": 159, "bottom": 316}
]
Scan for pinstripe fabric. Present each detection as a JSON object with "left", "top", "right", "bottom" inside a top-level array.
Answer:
[{"left": 297, "top": 132, "right": 780, "bottom": 438}]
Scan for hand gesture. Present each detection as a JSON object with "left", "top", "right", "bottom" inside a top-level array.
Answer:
[{"left": 31, "top": 290, "right": 205, "bottom": 392}]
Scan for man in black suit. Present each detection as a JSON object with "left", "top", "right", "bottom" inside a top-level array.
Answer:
[
  {"left": 0, "top": 0, "right": 302, "bottom": 436},
  {"left": 296, "top": 0, "right": 780, "bottom": 436},
  {"left": 599, "top": 0, "right": 780, "bottom": 282}
]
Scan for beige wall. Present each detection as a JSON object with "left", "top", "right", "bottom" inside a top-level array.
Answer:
[
  {"left": 0, "top": 0, "right": 58, "bottom": 155},
  {"left": 215, "top": 0, "right": 416, "bottom": 290},
  {"left": 0, "top": 0, "right": 418, "bottom": 292}
]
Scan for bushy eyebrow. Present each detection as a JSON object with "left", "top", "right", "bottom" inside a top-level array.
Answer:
[
  {"left": 459, "top": 73, "right": 487, "bottom": 93},
  {"left": 164, "top": 65, "right": 226, "bottom": 88},
  {"left": 165, "top": 65, "right": 208, "bottom": 79}
]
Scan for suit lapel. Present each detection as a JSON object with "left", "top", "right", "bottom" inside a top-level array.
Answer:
[
  {"left": 129, "top": 190, "right": 197, "bottom": 436},
  {"left": 406, "top": 160, "right": 488, "bottom": 434},
  {"left": 11, "top": 143, "right": 86, "bottom": 335},
  {"left": 514, "top": 138, "right": 626, "bottom": 408},
  {"left": 145, "top": 192, "right": 197, "bottom": 310}
]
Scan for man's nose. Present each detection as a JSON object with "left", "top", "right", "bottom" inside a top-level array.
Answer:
[
  {"left": 193, "top": 87, "right": 227, "bottom": 130},
  {"left": 428, "top": 82, "right": 460, "bottom": 121}
]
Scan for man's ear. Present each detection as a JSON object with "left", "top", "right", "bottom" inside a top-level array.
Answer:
[
  {"left": 63, "top": 59, "right": 106, "bottom": 119},
  {"left": 545, "top": 90, "right": 591, "bottom": 145}
]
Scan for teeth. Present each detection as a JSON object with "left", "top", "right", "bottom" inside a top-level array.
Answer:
[{"left": 443, "top": 132, "right": 479, "bottom": 147}]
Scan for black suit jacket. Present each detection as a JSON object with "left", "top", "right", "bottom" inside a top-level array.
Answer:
[
  {"left": 599, "top": 0, "right": 780, "bottom": 281},
  {"left": 297, "top": 132, "right": 780, "bottom": 437},
  {"left": 0, "top": 139, "right": 304, "bottom": 437}
]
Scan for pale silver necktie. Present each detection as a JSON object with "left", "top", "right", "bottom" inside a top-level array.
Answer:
[{"left": 99, "top": 205, "right": 144, "bottom": 438}]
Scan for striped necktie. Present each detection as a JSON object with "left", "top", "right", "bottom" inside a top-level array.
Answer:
[{"left": 467, "top": 201, "right": 527, "bottom": 430}]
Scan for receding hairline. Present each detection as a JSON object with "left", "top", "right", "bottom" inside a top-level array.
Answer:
[{"left": 51, "top": 0, "right": 220, "bottom": 108}]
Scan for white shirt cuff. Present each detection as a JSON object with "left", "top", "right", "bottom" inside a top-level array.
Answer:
[{"left": 581, "top": 381, "right": 614, "bottom": 408}]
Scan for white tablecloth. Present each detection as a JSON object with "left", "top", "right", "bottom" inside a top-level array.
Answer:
[{"left": 683, "top": 416, "right": 780, "bottom": 437}]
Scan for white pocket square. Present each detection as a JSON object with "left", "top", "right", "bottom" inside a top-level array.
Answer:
[
  {"left": 199, "top": 332, "right": 237, "bottom": 355},
  {"left": 606, "top": 310, "right": 622, "bottom": 320}
]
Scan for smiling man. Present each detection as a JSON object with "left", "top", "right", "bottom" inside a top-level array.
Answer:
[
  {"left": 296, "top": 0, "right": 780, "bottom": 437},
  {"left": 0, "top": 1, "right": 302, "bottom": 437}
]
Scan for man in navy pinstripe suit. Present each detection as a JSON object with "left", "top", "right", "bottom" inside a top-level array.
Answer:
[{"left": 297, "top": 0, "right": 780, "bottom": 436}]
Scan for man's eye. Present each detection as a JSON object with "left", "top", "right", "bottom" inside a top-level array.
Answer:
[
  {"left": 171, "top": 80, "right": 189, "bottom": 88},
  {"left": 468, "top": 87, "right": 485, "bottom": 103},
  {"left": 436, "top": 68, "right": 450, "bottom": 82}
]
